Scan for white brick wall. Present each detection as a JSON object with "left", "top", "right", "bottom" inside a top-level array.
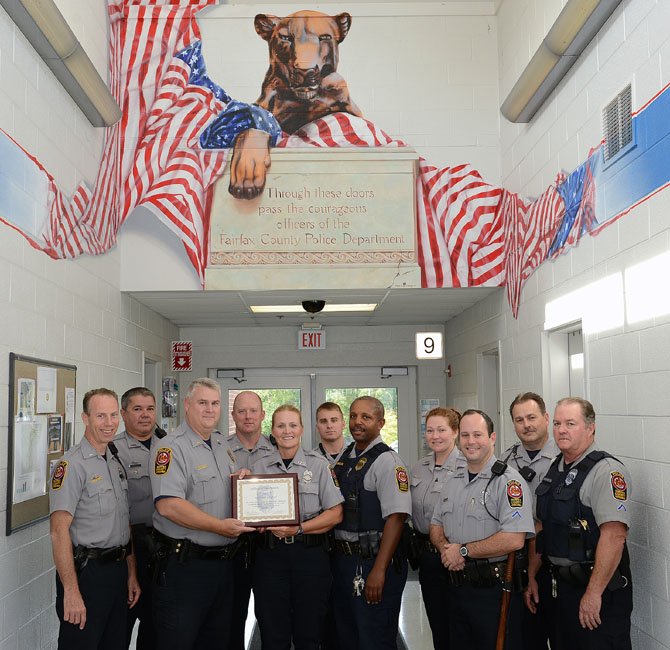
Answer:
[
  {"left": 0, "top": 5, "right": 178, "bottom": 647},
  {"left": 444, "top": 2, "right": 670, "bottom": 648}
]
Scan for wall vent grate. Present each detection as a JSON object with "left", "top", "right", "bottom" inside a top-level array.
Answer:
[{"left": 602, "top": 85, "right": 633, "bottom": 162}]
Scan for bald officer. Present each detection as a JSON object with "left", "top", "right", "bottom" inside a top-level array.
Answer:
[
  {"left": 114, "top": 387, "right": 165, "bottom": 650},
  {"left": 430, "top": 409, "right": 534, "bottom": 649},
  {"left": 227, "top": 390, "right": 274, "bottom": 650},
  {"left": 49, "top": 388, "right": 140, "bottom": 650},
  {"left": 151, "top": 378, "right": 254, "bottom": 649},
  {"left": 331, "top": 396, "right": 411, "bottom": 650},
  {"left": 533, "top": 397, "right": 632, "bottom": 649},
  {"left": 505, "top": 391, "right": 558, "bottom": 650}
]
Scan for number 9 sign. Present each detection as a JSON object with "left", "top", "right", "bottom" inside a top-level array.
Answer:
[{"left": 415, "top": 332, "right": 443, "bottom": 359}]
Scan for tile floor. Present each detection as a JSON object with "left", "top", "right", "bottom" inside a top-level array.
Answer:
[{"left": 130, "top": 574, "right": 433, "bottom": 650}]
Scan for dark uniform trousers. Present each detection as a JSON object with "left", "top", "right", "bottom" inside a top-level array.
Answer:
[
  {"left": 446, "top": 582, "right": 523, "bottom": 650},
  {"left": 553, "top": 575, "right": 633, "bottom": 650},
  {"left": 125, "top": 529, "right": 156, "bottom": 650},
  {"left": 252, "top": 540, "right": 332, "bottom": 650},
  {"left": 152, "top": 554, "right": 234, "bottom": 650},
  {"left": 332, "top": 553, "right": 408, "bottom": 650},
  {"left": 523, "top": 564, "right": 556, "bottom": 650},
  {"left": 56, "top": 559, "right": 128, "bottom": 650},
  {"left": 417, "top": 547, "right": 450, "bottom": 650},
  {"left": 229, "top": 537, "right": 253, "bottom": 650}
]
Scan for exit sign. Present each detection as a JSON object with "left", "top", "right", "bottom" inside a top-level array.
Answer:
[{"left": 298, "top": 329, "right": 326, "bottom": 350}]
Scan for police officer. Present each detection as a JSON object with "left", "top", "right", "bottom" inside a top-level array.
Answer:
[
  {"left": 49, "top": 388, "right": 140, "bottom": 650},
  {"left": 505, "top": 391, "right": 558, "bottom": 649},
  {"left": 410, "top": 406, "right": 464, "bottom": 649},
  {"left": 313, "top": 401, "right": 348, "bottom": 650},
  {"left": 114, "top": 387, "right": 165, "bottom": 650},
  {"left": 533, "top": 397, "right": 632, "bottom": 649},
  {"left": 331, "top": 396, "right": 411, "bottom": 650},
  {"left": 314, "top": 401, "right": 348, "bottom": 466},
  {"left": 150, "top": 378, "right": 254, "bottom": 649},
  {"left": 250, "top": 405, "right": 344, "bottom": 649},
  {"left": 227, "top": 390, "right": 275, "bottom": 650},
  {"left": 429, "top": 408, "right": 534, "bottom": 649}
]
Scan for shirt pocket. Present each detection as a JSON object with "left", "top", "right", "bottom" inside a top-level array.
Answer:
[
  {"left": 191, "top": 471, "right": 218, "bottom": 505},
  {"left": 299, "top": 482, "right": 321, "bottom": 520},
  {"left": 86, "top": 481, "right": 116, "bottom": 516},
  {"left": 466, "top": 505, "right": 498, "bottom": 540}
]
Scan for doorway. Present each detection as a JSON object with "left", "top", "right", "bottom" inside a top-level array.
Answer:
[{"left": 212, "top": 367, "right": 418, "bottom": 465}]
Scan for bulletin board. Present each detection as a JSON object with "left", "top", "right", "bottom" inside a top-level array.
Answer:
[{"left": 6, "top": 353, "right": 77, "bottom": 535}]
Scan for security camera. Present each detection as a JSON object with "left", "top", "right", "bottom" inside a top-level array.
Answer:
[{"left": 302, "top": 300, "right": 326, "bottom": 314}]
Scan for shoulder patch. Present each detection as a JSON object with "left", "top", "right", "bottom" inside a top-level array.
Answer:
[
  {"left": 610, "top": 471, "right": 627, "bottom": 501},
  {"left": 506, "top": 479, "right": 523, "bottom": 508},
  {"left": 396, "top": 466, "right": 409, "bottom": 492},
  {"left": 51, "top": 460, "right": 67, "bottom": 490},
  {"left": 154, "top": 447, "right": 172, "bottom": 475}
]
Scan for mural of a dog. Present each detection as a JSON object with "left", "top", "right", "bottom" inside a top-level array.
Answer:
[{"left": 229, "top": 10, "right": 362, "bottom": 199}]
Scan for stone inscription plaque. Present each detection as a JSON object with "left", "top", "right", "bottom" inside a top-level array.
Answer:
[{"left": 206, "top": 148, "right": 420, "bottom": 290}]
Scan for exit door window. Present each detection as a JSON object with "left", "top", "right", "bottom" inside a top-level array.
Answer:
[
  {"left": 324, "top": 387, "right": 399, "bottom": 451},
  {"left": 228, "top": 388, "right": 302, "bottom": 438}
]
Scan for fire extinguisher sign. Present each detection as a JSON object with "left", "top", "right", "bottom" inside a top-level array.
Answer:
[{"left": 171, "top": 341, "right": 192, "bottom": 372}]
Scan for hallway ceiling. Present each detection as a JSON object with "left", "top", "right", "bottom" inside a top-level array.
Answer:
[{"left": 130, "top": 287, "right": 500, "bottom": 328}]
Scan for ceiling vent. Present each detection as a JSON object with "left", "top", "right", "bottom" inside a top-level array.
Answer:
[{"left": 603, "top": 84, "right": 633, "bottom": 163}]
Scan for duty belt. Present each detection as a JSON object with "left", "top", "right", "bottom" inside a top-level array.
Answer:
[
  {"left": 154, "top": 530, "right": 240, "bottom": 561},
  {"left": 74, "top": 543, "right": 131, "bottom": 563},
  {"left": 258, "top": 531, "right": 328, "bottom": 549},
  {"left": 413, "top": 530, "right": 438, "bottom": 554},
  {"left": 544, "top": 558, "right": 629, "bottom": 592},
  {"left": 448, "top": 559, "right": 509, "bottom": 588}
]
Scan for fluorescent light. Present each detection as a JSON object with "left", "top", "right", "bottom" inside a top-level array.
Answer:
[
  {"left": 625, "top": 251, "right": 670, "bottom": 323},
  {"left": 501, "top": 0, "right": 622, "bottom": 123},
  {"left": 251, "top": 303, "right": 377, "bottom": 314},
  {"left": 1, "top": 0, "right": 122, "bottom": 127}
]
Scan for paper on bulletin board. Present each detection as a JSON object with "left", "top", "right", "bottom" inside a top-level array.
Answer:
[
  {"left": 36, "top": 366, "right": 57, "bottom": 413},
  {"left": 18, "top": 378, "right": 35, "bottom": 420},
  {"left": 13, "top": 415, "right": 48, "bottom": 503},
  {"left": 48, "top": 415, "right": 63, "bottom": 453}
]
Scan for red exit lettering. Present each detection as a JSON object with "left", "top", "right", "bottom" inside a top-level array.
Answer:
[{"left": 299, "top": 330, "right": 325, "bottom": 350}]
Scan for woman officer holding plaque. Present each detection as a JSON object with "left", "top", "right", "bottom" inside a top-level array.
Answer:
[{"left": 250, "top": 404, "right": 344, "bottom": 650}]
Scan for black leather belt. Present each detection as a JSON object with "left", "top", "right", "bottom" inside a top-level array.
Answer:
[
  {"left": 75, "top": 543, "right": 131, "bottom": 563},
  {"left": 449, "top": 559, "right": 509, "bottom": 588},
  {"left": 258, "top": 531, "right": 328, "bottom": 549},
  {"left": 154, "top": 530, "right": 239, "bottom": 561}
]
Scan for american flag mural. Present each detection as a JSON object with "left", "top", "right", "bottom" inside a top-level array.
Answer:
[{"left": 2, "top": 0, "right": 656, "bottom": 318}]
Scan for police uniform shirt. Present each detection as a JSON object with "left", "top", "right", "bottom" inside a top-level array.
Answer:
[
  {"left": 113, "top": 430, "right": 154, "bottom": 526},
  {"left": 502, "top": 437, "right": 559, "bottom": 496},
  {"left": 431, "top": 455, "right": 535, "bottom": 561},
  {"left": 313, "top": 442, "right": 347, "bottom": 469},
  {"left": 49, "top": 437, "right": 130, "bottom": 548},
  {"left": 252, "top": 448, "right": 344, "bottom": 521},
  {"left": 334, "top": 435, "right": 412, "bottom": 542},
  {"left": 554, "top": 442, "right": 632, "bottom": 530},
  {"left": 151, "top": 421, "right": 237, "bottom": 547},
  {"left": 410, "top": 446, "right": 466, "bottom": 534},
  {"left": 228, "top": 433, "right": 275, "bottom": 471}
]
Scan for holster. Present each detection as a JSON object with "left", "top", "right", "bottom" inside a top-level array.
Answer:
[
  {"left": 405, "top": 527, "right": 421, "bottom": 571},
  {"left": 513, "top": 545, "right": 529, "bottom": 591}
]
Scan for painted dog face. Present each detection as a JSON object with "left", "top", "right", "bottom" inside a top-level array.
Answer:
[{"left": 255, "top": 11, "right": 352, "bottom": 102}]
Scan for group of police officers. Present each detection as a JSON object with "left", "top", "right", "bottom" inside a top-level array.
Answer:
[{"left": 49, "top": 380, "right": 632, "bottom": 650}]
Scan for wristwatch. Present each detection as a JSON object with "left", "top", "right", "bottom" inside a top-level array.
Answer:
[{"left": 459, "top": 544, "right": 469, "bottom": 558}]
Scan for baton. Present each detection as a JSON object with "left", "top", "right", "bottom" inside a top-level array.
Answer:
[{"left": 496, "top": 551, "right": 516, "bottom": 650}]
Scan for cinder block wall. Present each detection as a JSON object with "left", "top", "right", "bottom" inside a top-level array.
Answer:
[
  {"left": 445, "top": 2, "right": 670, "bottom": 648},
  {"left": 0, "top": 3, "right": 178, "bottom": 647}
]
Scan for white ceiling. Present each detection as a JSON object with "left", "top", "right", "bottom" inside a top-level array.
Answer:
[{"left": 129, "top": 287, "right": 500, "bottom": 328}]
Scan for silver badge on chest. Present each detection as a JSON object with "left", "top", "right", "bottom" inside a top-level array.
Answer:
[
  {"left": 564, "top": 468, "right": 578, "bottom": 486},
  {"left": 303, "top": 470, "right": 313, "bottom": 483}
]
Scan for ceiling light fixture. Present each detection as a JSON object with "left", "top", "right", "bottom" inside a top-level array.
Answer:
[
  {"left": 500, "top": 0, "right": 622, "bottom": 123},
  {"left": 250, "top": 303, "right": 377, "bottom": 314},
  {"left": 1, "top": 0, "right": 122, "bottom": 127}
]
